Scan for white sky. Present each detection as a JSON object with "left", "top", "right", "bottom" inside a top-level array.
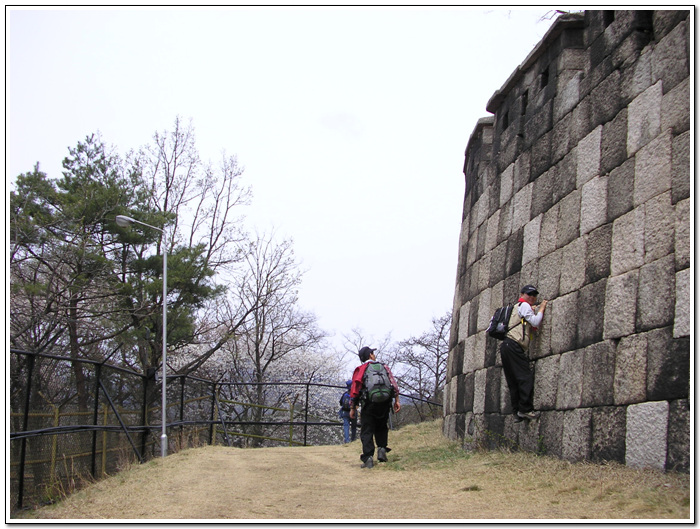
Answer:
[{"left": 7, "top": 6, "right": 558, "bottom": 368}]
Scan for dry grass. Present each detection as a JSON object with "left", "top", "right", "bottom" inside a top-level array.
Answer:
[{"left": 14, "top": 420, "right": 690, "bottom": 521}]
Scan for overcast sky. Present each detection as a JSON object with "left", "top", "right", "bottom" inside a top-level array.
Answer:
[{"left": 8, "top": 6, "right": 558, "bottom": 370}]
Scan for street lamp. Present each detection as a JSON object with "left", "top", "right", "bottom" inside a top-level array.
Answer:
[{"left": 116, "top": 214, "right": 169, "bottom": 457}]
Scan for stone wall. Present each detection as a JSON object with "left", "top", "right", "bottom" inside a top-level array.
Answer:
[{"left": 443, "top": 10, "right": 690, "bottom": 472}]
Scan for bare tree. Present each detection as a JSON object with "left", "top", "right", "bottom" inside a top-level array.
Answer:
[
  {"left": 393, "top": 311, "right": 451, "bottom": 402},
  {"left": 340, "top": 327, "right": 394, "bottom": 370},
  {"left": 218, "top": 233, "right": 328, "bottom": 445}
]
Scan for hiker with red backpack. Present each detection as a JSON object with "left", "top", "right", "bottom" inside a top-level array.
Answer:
[{"left": 349, "top": 346, "right": 401, "bottom": 468}]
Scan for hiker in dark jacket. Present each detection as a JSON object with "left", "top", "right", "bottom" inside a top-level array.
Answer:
[
  {"left": 338, "top": 380, "right": 357, "bottom": 443},
  {"left": 349, "top": 346, "right": 400, "bottom": 468},
  {"left": 501, "top": 284, "right": 548, "bottom": 422}
]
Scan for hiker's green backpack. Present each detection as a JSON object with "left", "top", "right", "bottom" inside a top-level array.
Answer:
[{"left": 362, "top": 362, "right": 393, "bottom": 403}]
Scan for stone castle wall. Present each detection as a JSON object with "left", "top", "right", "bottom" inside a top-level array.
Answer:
[{"left": 442, "top": 10, "right": 690, "bottom": 471}]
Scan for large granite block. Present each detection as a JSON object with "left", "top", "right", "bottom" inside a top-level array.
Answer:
[
  {"left": 559, "top": 238, "right": 586, "bottom": 295},
  {"left": 477, "top": 289, "right": 492, "bottom": 332},
  {"left": 512, "top": 182, "right": 533, "bottom": 232},
  {"left": 552, "top": 112, "right": 573, "bottom": 165},
  {"left": 637, "top": 254, "right": 675, "bottom": 331},
  {"left": 467, "top": 292, "right": 479, "bottom": 335},
  {"left": 499, "top": 163, "right": 514, "bottom": 207},
  {"left": 577, "top": 279, "right": 607, "bottom": 348},
  {"left": 499, "top": 369, "right": 512, "bottom": 415},
  {"left": 505, "top": 227, "right": 524, "bottom": 277},
  {"left": 601, "top": 108, "right": 628, "bottom": 175},
  {"left": 484, "top": 211, "right": 500, "bottom": 254},
  {"left": 513, "top": 151, "right": 531, "bottom": 195},
  {"left": 533, "top": 354, "right": 560, "bottom": 410},
  {"left": 647, "top": 330, "right": 689, "bottom": 401},
  {"left": 581, "top": 340, "right": 616, "bottom": 406},
  {"left": 562, "top": 408, "right": 592, "bottom": 462},
  {"left": 674, "top": 269, "right": 690, "bottom": 338},
  {"left": 614, "top": 333, "right": 647, "bottom": 405},
  {"left": 674, "top": 197, "right": 690, "bottom": 271},
  {"left": 661, "top": 77, "right": 689, "bottom": 134},
  {"left": 591, "top": 406, "right": 626, "bottom": 463},
  {"left": 607, "top": 157, "right": 635, "bottom": 221},
  {"left": 498, "top": 199, "right": 514, "bottom": 243},
  {"left": 633, "top": 129, "right": 673, "bottom": 207},
  {"left": 611, "top": 207, "right": 644, "bottom": 276},
  {"left": 666, "top": 398, "right": 690, "bottom": 472},
  {"left": 651, "top": 19, "right": 689, "bottom": 93},
  {"left": 556, "top": 190, "right": 581, "bottom": 249},
  {"left": 524, "top": 99, "right": 553, "bottom": 147},
  {"left": 455, "top": 373, "right": 467, "bottom": 414},
  {"left": 502, "top": 414, "right": 521, "bottom": 449},
  {"left": 448, "top": 342, "right": 464, "bottom": 379},
  {"left": 626, "top": 400, "right": 668, "bottom": 470},
  {"left": 531, "top": 167, "right": 555, "bottom": 219},
  {"left": 557, "top": 349, "right": 584, "bottom": 409},
  {"left": 531, "top": 131, "right": 552, "bottom": 180},
  {"left": 620, "top": 45, "right": 652, "bottom": 104},
  {"left": 585, "top": 224, "right": 612, "bottom": 284},
  {"left": 652, "top": 10, "right": 689, "bottom": 40},
  {"left": 538, "top": 203, "right": 560, "bottom": 258},
  {"left": 444, "top": 379, "right": 455, "bottom": 415},
  {"left": 489, "top": 241, "right": 508, "bottom": 288},
  {"left": 552, "top": 150, "right": 578, "bottom": 204},
  {"left": 522, "top": 214, "right": 542, "bottom": 266},
  {"left": 484, "top": 367, "right": 501, "bottom": 413},
  {"left": 517, "top": 417, "right": 542, "bottom": 454},
  {"left": 458, "top": 302, "right": 470, "bottom": 342},
  {"left": 554, "top": 71, "right": 582, "bottom": 122},
  {"left": 473, "top": 368, "right": 487, "bottom": 414},
  {"left": 627, "top": 81, "right": 662, "bottom": 156},
  {"left": 539, "top": 410, "right": 564, "bottom": 458},
  {"left": 550, "top": 291, "right": 579, "bottom": 355},
  {"left": 462, "top": 372, "right": 475, "bottom": 413},
  {"left": 577, "top": 125, "right": 602, "bottom": 189},
  {"left": 463, "top": 334, "right": 477, "bottom": 374},
  {"left": 580, "top": 174, "right": 608, "bottom": 236},
  {"left": 643, "top": 191, "right": 674, "bottom": 263},
  {"left": 603, "top": 270, "right": 639, "bottom": 339},
  {"left": 484, "top": 413, "right": 506, "bottom": 450},
  {"left": 538, "top": 248, "right": 562, "bottom": 300},
  {"left": 671, "top": 131, "right": 690, "bottom": 204},
  {"left": 590, "top": 69, "right": 622, "bottom": 128}
]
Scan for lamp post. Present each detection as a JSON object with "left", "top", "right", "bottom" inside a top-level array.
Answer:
[{"left": 116, "top": 214, "right": 168, "bottom": 457}]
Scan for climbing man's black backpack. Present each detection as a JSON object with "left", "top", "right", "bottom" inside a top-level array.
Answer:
[
  {"left": 363, "top": 362, "right": 393, "bottom": 403},
  {"left": 486, "top": 304, "right": 515, "bottom": 340}
]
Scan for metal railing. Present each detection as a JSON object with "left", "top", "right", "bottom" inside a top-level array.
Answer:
[{"left": 9, "top": 348, "right": 442, "bottom": 513}]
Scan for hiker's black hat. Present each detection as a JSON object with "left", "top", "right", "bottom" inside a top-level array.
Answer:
[
  {"left": 521, "top": 285, "right": 539, "bottom": 296},
  {"left": 358, "top": 347, "right": 376, "bottom": 362}
]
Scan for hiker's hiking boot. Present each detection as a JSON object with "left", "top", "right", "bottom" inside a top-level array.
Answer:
[
  {"left": 513, "top": 412, "right": 524, "bottom": 423},
  {"left": 361, "top": 457, "right": 374, "bottom": 469},
  {"left": 517, "top": 410, "right": 539, "bottom": 421},
  {"left": 377, "top": 447, "right": 388, "bottom": 462}
]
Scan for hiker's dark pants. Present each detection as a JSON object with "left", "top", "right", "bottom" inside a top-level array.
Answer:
[
  {"left": 500, "top": 338, "right": 534, "bottom": 414},
  {"left": 359, "top": 401, "right": 391, "bottom": 462}
]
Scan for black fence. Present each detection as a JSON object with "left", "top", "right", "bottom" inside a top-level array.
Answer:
[{"left": 9, "top": 349, "right": 442, "bottom": 513}]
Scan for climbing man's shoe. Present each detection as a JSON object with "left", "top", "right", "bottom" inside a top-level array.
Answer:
[{"left": 517, "top": 410, "right": 540, "bottom": 421}]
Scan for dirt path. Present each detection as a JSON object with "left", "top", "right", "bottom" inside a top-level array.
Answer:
[
  {"left": 25, "top": 442, "right": 506, "bottom": 520},
  {"left": 42, "top": 443, "right": 471, "bottom": 520}
]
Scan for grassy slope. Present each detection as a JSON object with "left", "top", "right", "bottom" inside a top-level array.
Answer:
[{"left": 14, "top": 420, "right": 691, "bottom": 521}]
